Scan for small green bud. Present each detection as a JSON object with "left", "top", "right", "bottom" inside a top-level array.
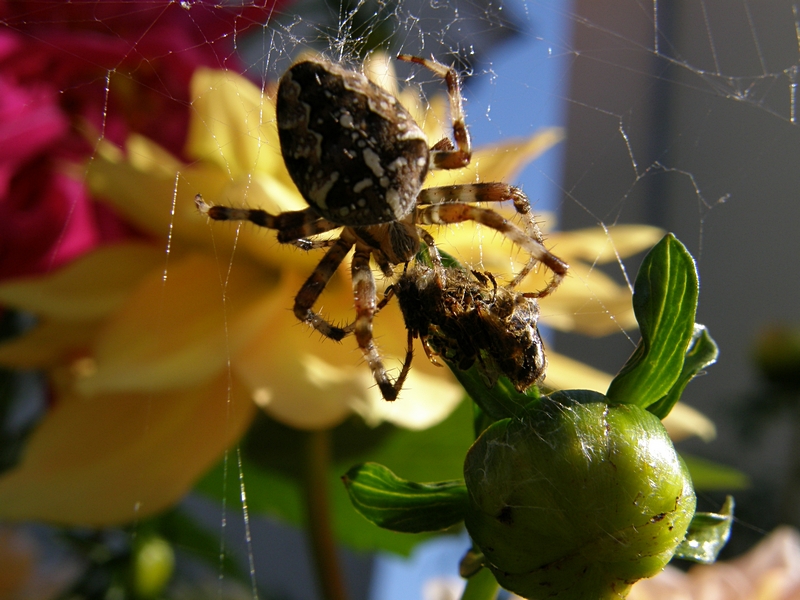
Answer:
[
  {"left": 132, "top": 534, "right": 174, "bottom": 599},
  {"left": 464, "top": 391, "right": 695, "bottom": 599}
]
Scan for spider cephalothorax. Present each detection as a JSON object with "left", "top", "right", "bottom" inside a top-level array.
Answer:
[
  {"left": 393, "top": 262, "right": 547, "bottom": 393},
  {"left": 197, "top": 54, "right": 567, "bottom": 401}
]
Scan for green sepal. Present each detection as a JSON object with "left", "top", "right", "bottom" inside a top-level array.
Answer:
[
  {"left": 607, "top": 234, "right": 699, "bottom": 409},
  {"left": 649, "top": 324, "right": 719, "bottom": 419},
  {"left": 674, "top": 496, "right": 734, "bottom": 563},
  {"left": 342, "top": 462, "right": 468, "bottom": 533},
  {"left": 449, "top": 361, "right": 538, "bottom": 422}
]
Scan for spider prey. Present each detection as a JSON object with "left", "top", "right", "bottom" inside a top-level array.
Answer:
[
  {"left": 392, "top": 262, "right": 547, "bottom": 393},
  {"left": 196, "top": 54, "right": 567, "bottom": 401}
]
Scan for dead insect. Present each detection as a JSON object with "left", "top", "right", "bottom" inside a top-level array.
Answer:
[{"left": 392, "top": 261, "right": 547, "bottom": 393}]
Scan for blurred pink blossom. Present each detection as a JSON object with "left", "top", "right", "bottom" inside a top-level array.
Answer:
[
  {"left": 0, "top": 0, "right": 282, "bottom": 279},
  {"left": 629, "top": 527, "right": 800, "bottom": 600}
]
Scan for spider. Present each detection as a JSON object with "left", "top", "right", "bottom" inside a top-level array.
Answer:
[
  {"left": 196, "top": 54, "right": 567, "bottom": 401},
  {"left": 392, "top": 261, "right": 547, "bottom": 393}
]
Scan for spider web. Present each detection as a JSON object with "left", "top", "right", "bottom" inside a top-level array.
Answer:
[{"left": 1, "top": 0, "right": 799, "bottom": 597}]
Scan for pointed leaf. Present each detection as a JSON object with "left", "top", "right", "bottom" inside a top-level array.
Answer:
[
  {"left": 342, "top": 462, "right": 468, "bottom": 533},
  {"left": 649, "top": 324, "right": 719, "bottom": 418},
  {"left": 607, "top": 234, "right": 698, "bottom": 408},
  {"left": 674, "top": 496, "right": 734, "bottom": 563}
]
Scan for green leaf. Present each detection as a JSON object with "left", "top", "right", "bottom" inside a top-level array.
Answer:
[
  {"left": 342, "top": 462, "right": 467, "bottom": 533},
  {"left": 649, "top": 324, "right": 719, "bottom": 418},
  {"left": 449, "top": 362, "right": 538, "bottom": 422},
  {"left": 195, "top": 397, "right": 475, "bottom": 555},
  {"left": 681, "top": 454, "right": 750, "bottom": 491},
  {"left": 607, "top": 234, "right": 699, "bottom": 409},
  {"left": 674, "top": 496, "right": 734, "bottom": 563}
]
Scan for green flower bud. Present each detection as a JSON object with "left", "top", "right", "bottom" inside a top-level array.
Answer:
[
  {"left": 464, "top": 391, "right": 695, "bottom": 599},
  {"left": 132, "top": 534, "right": 174, "bottom": 599}
]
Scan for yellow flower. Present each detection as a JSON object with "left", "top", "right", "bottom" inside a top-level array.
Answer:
[{"left": 0, "top": 60, "right": 677, "bottom": 525}]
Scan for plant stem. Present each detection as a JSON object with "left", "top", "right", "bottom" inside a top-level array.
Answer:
[
  {"left": 303, "top": 429, "right": 349, "bottom": 600},
  {"left": 460, "top": 567, "right": 499, "bottom": 600}
]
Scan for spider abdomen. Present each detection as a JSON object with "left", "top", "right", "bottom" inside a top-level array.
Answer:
[{"left": 277, "top": 59, "right": 430, "bottom": 227}]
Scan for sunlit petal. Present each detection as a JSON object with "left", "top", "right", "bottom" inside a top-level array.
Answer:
[
  {"left": 425, "top": 128, "right": 564, "bottom": 188},
  {"left": 0, "top": 244, "right": 164, "bottom": 321},
  {"left": 356, "top": 369, "right": 464, "bottom": 430},
  {"left": 539, "top": 261, "right": 637, "bottom": 335},
  {"left": 77, "top": 253, "right": 279, "bottom": 396},
  {"left": 663, "top": 403, "right": 717, "bottom": 443},
  {"left": 89, "top": 119, "right": 314, "bottom": 272},
  {"left": 186, "top": 68, "right": 286, "bottom": 183},
  {"left": 232, "top": 271, "right": 464, "bottom": 430},
  {"left": 551, "top": 225, "right": 665, "bottom": 264},
  {"left": 0, "top": 374, "right": 256, "bottom": 525},
  {"left": 0, "top": 320, "right": 99, "bottom": 369},
  {"left": 545, "top": 350, "right": 613, "bottom": 392}
]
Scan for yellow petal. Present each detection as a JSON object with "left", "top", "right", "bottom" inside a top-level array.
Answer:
[
  {"left": 355, "top": 366, "right": 464, "bottom": 431},
  {"left": 186, "top": 68, "right": 285, "bottom": 181},
  {"left": 662, "top": 403, "right": 716, "bottom": 442},
  {"left": 233, "top": 271, "right": 381, "bottom": 429},
  {"left": 538, "top": 261, "right": 637, "bottom": 336},
  {"left": 90, "top": 127, "right": 313, "bottom": 272},
  {"left": 77, "top": 253, "right": 279, "bottom": 396},
  {"left": 0, "top": 374, "right": 256, "bottom": 525},
  {"left": 233, "top": 271, "right": 463, "bottom": 430},
  {"left": 88, "top": 135, "right": 230, "bottom": 242},
  {"left": 0, "top": 320, "right": 99, "bottom": 369},
  {"left": 549, "top": 225, "right": 665, "bottom": 264},
  {"left": 0, "top": 244, "right": 163, "bottom": 321},
  {"left": 424, "top": 127, "right": 564, "bottom": 188},
  {"left": 544, "top": 350, "right": 613, "bottom": 392}
]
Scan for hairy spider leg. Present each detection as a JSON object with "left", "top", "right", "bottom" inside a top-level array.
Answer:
[
  {"left": 415, "top": 203, "right": 568, "bottom": 298},
  {"left": 293, "top": 236, "right": 354, "bottom": 341},
  {"left": 418, "top": 183, "right": 547, "bottom": 288},
  {"left": 352, "top": 246, "right": 413, "bottom": 401},
  {"left": 198, "top": 195, "right": 404, "bottom": 343},
  {"left": 196, "top": 196, "right": 344, "bottom": 243},
  {"left": 398, "top": 55, "right": 471, "bottom": 169}
]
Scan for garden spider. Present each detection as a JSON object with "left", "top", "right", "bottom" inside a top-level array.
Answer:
[{"left": 196, "top": 54, "right": 567, "bottom": 401}]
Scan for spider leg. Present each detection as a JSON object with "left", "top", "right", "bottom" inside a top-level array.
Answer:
[
  {"left": 416, "top": 203, "right": 568, "bottom": 297},
  {"left": 294, "top": 237, "right": 354, "bottom": 341},
  {"left": 418, "top": 184, "right": 545, "bottom": 287},
  {"left": 417, "top": 227, "right": 444, "bottom": 268},
  {"left": 195, "top": 195, "right": 340, "bottom": 244},
  {"left": 291, "top": 238, "right": 341, "bottom": 251},
  {"left": 397, "top": 55, "right": 471, "bottom": 170},
  {"left": 352, "top": 246, "right": 411, "bottom": 401},
  {"left": 418, "top": 183, "right": 533, "bottom": 215},
  {"left": 340, "top": 282, "right": 396, "bottom": 336}
]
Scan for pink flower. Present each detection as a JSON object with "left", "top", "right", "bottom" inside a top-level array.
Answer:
[
  {"left": 0, "top": 0, "right": 283, "bottom": 279},
  {"left": 629, "top": 527, "right": 800, "bottom": 600}
]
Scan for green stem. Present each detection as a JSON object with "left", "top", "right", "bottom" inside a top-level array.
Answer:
[
  {"left": 303, "top": 429, "right": 349, "bottom": 600},
  {"left": 460, "top": 567, "right": 499, "bottom": 600}
]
